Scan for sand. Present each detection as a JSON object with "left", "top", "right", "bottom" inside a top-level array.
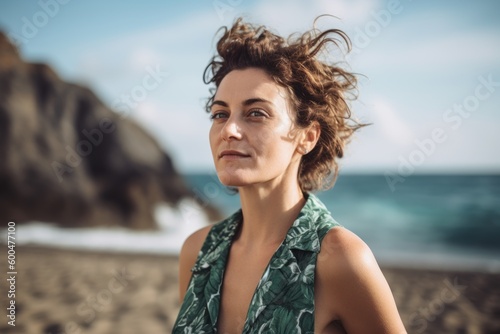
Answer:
[{"left": 1, "top": 246, "right": 499, "bottom": 334}]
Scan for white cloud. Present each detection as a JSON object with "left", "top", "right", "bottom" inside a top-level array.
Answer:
[
  {"left": 422, "top": 119, "right": 500, "bottom": 171},
  {"left": 129, "top": 48, "right": 164, "bottom": 72},
  {"left": 134, "top": 100, "right": 162, "bottom": 126},
  {"left": 370, "top": 96, "right": 414, "bottom": 146}
]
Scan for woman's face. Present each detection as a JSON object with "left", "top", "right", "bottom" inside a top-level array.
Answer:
[{"left": 209, "top": 67, "right": 303, "bottom": 188}]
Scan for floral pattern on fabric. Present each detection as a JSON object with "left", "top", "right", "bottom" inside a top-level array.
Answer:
[{"left": 172, "top": 193, "right": 341, "bottom": 334}]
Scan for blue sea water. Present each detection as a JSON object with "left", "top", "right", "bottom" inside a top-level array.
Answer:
[{"left": 184, "top": 173, "right": 500, "bottom": 272}]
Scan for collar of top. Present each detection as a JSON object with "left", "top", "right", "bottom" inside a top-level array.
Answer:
[{"left": 191, "top": 192, "right": 331, "bottom": 273}]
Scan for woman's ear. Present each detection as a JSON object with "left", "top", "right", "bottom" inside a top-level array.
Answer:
[{"left": 299, "top": 121, "right": 320, "bottom": 154}]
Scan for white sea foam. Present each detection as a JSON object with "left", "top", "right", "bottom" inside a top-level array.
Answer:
[
  {"left": 2, "top": 197, "right": 500, "bottom": 273},
  {"left": 1, "top": 199, "right": 209, "bottom": 255}
]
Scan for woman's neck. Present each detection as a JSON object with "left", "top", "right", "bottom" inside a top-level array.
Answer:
[{"left": 236, "top": 178, "right": 306, "bottom": 249}]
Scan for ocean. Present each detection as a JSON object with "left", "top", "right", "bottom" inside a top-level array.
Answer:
[
  {"left": 6, "top": 173, "right": 500, "bottom": 272},
  {"left": 185, "top": 173, "right": 500, "bottom": 272}
]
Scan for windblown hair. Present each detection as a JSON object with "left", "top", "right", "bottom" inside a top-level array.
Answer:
[{"left": 204, "top": 17, "right": 367, "bottom": 191}]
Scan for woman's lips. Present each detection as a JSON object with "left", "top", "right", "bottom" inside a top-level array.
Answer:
[{"left": 219, "top": 150, "right": 251, "bottom": 160}]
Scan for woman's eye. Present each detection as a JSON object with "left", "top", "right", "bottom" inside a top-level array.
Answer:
[
  {"left": 210, "top": 112, "right": 228, "bottom": 120},
  {"left": 248, "top": 110, "right": 266, "bottom": 117}
]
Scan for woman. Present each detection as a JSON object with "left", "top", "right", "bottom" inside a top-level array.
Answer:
[{"left": 173, "top": 18, "right": 406, "bottom": 334}]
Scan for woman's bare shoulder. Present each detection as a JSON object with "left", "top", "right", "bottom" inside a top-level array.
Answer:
[
  {"left": 319, "top": 226, "right": 376, "bottom": 271},
  {"left": 178, "top": 225, "right": 213, "bottom": 301},
  {"left": 318, "top": 226, "right": 385, "bottom": 292},
  {"left": 180, "top": 225, "right": 213, "bottom": 265},
  {"left": 317, "top": 227, "right": 406, "bottom": 333}
]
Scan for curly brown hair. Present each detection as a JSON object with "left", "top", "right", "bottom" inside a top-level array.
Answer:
[{"left": 203, "top": 17, "right": 367, "bottom": 192}]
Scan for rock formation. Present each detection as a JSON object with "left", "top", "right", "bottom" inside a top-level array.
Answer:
[{"left": 0, "top": 31, "right": 217, "bottom": 229}]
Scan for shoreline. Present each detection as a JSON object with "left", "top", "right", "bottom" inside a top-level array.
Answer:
[
  {"left": 10, "top": 240, "right": 500, "bottom": 273},
  {"left": 6, "top": 218, "right": 500, "bottom": 275},
  {"left": 2, "top": 246, "right": 499, "bottom": 333}
]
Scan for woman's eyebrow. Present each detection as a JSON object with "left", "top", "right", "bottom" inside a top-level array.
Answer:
[
  {"left": 242, "top": 97, "right": 272, "bottom": 107},
  {"left": 211, "top": 100, "right": 228, "bottom": 108},
  {"left": 211, "top": 98, "right": 273, "bottom": 109}
]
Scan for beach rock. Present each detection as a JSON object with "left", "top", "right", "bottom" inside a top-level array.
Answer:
[{"left": 0, "top": 31, "right": 219, "bottom": 229}]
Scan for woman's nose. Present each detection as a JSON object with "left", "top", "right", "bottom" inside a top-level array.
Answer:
[{"left": 220, "top": 116, "right": 242, "bottom": 141}]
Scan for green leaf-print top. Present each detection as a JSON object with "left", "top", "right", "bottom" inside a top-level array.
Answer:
[{"left": 172, "top": 193, "right": 341, "bottom": 334}]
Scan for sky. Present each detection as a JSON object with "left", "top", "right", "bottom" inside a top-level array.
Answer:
[{"left": 1, "top": 0, "right": 499, "bottom": 174}]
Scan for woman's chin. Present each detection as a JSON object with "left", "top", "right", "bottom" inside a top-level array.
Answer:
[
  {"left": 216, "top": 170, "right": 251, "bottom": 188},
  {"left": 218, "top": 177, "right": 248, "bottom": 188}
]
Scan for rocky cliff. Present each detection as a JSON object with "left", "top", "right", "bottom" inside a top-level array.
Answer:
[{"left": 0, "top": 32, "right": 217, "bottom": 229}]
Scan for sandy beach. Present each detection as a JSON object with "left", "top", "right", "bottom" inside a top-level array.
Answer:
[{"left": 1, "top": 246, "right": 499, "bottom": 334}]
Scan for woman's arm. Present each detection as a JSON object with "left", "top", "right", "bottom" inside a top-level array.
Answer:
[
  {"left": 318, "top": 227, "right": 407, "bottom": 334},
  {"left": 178, "top": 225, "right": 212, "bottom": 302}
]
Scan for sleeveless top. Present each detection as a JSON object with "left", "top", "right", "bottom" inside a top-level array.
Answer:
[{"left": 172, "top": 193, "right": 341, "bottom": 334}]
